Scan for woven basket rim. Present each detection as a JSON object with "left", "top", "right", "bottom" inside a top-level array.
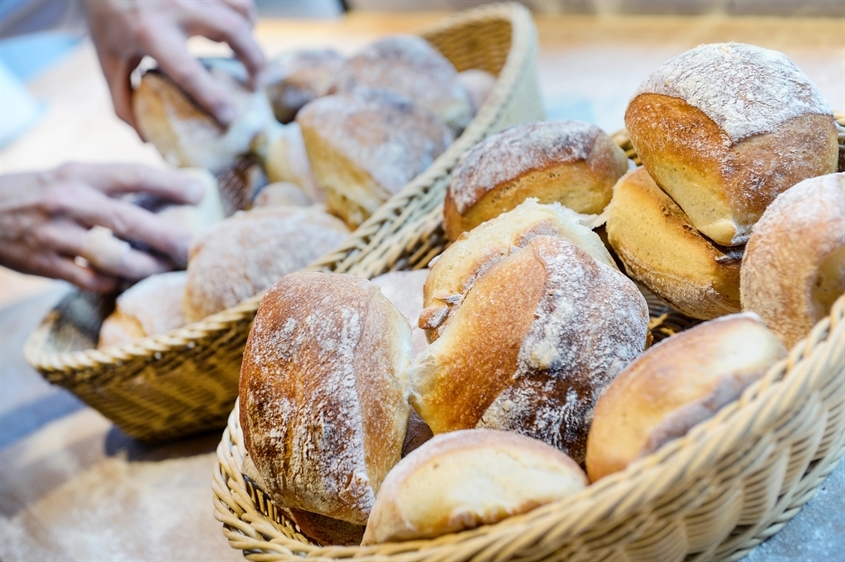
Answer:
[
  {"left": 23, "top": 1, "right": 536, "bottom": 377},
  {"left": 214, "top": 294, "right": 845, "bottom": 560}
]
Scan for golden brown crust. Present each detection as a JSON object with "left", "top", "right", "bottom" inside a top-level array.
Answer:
[
  {"left": 606, "top": 167, "right": 743, "bottom": 320},
  {"left": 264, "top": 49, "right": 345, "bottom": 123}
]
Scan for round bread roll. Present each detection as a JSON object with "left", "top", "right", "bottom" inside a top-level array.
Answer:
[
  {"left": 625, "top": 42, "right": 838, "bottom": 247},
  {"left": 421, "top": 198, "right": 618, "bottom": 343},
  {"left": 183, "top": 206, "right": 348, "bottom": 322},
  {"left": 297, "top": 87, "right": 454, "bottom": 228},
  {"left": 443, "top": 120, "right": 629, "bottom": 241},
  {"left": 98, "top": 271, "right": 188, "bottom": 348},
  {"left": 409, "top": 234, "right": 650, "bottom": 464},
  {"left": 261, "top": 122, "right": 323, "bottom": 202},
  {"left": 239, "top": 272, "right": 414, "bottom": 525},
  {"left": 251, "top": 182, "right": 312, "bottom": 208},
  {"left": 457, "top": 69, "right": 496, "bottom": 114},
  {"left": 741, "top": 173, "right": 845, "bottom": 349},
  {"left": 331, "top": 35, "right": 473, "bottom": 133},
  {"left": 362, "top": 429, "right": 588, "bottom": 545},
  {"left": 586, "top": 313, "right": 786, "bottom": 482},
  {"left": 371, "top": 269, "right": 430, "bottom": 355},
  {"left": 264, "top": 48, "right": 345, "bottom": 123},
  {"left": 606, "top": 167, "right": 743, "bottom": 320}
]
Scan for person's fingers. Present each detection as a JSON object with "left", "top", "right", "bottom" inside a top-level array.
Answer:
[
  {"left": 99, "top": 51, "right": 141, "bottom": 130},
  {"left": 221, "top": 0, "right": 258, "bottom": 25},
  {"left": 52, "top": 163, "right": 205, "bottom": 204},
  {"left": 78, "top": 225, "right": 172, "bottom": 280},
  {"left": 0, "top": 243, "right": 119, "bottom": 293}
]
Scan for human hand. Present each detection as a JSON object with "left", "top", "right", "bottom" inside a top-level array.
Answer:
[
  {"left": 0, "top": 163, "right": 205, "bottom": 293},
  {"left": 83, "top": 0, "right": 265, "bottom": 131}
]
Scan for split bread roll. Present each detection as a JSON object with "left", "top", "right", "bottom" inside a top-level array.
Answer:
[
  {"left": 421, "top": 199, "right": 618, "bottom": 343},
  {"left": 443, "top": 120, "right": 629, "bottom": 241},
  {"left": 264, "top": 48, "right": 344, "bottom": 123},
  {"left": 741, "top": 173, "right": 845, "bottom": 349},
  {"left": 183, "top": 206, "right": 348, "bottom": 322},
  {"left": 409, "top": 234, "right": 650, "bottom": 464},
  {"left": 362, "top": 429, "right": 588, "bottom": 545},
  {"left": 239, "top": 272, "right": 414, "bottom": 525},
  {"left": 297, "top": 87, "right": 454, "bottom": 228},
  {"left": 98, "top": 271, "right": 188, "bottom": 348},
  {"left": 331, "top": 35, "right": 473, "bottom": 133},
  {"left": 626, "top": 42, "right": 838, "bottom": 246},
  {"left": 606, "top": 167, "right": 743, "bottom": 320},
  {"left": 586, "top": 313, "right": 786, "bottom": 482}
]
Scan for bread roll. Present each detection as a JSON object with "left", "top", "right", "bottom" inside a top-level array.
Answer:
[
  {"left": 98, "top": 271, "right": 188, "bottom": 348},
  {"left": 371, "top": 269, "right": 430, "bottom": 355},
  {"left": 443, "top": 120, "right": 629, "bottom": 241},
  {"left": 239, "top": 272, "right": 414, "bottom": 525},
  {"left": 331, "top": 35, "right": 473, "bottom": 133},
  {"left": 183, "top": 206, "right": 348, "bottom": 322},
  {"left": 251, "top": 182, "right": 312, "bottom": 208},
  {"left": 261, "top": 122, "right": 323, "bottom": 202},
  {"left": 586, "top": 313, "right": 786, "bottom": 482},
  {"left": 297, "top": 87, "right": 453, "bottom": 228},
  {"left": 409, "top": 235, "right": 650, "bottom": 464},
  {"left": 606, "top": 167, "right": 743, "bottom": 320},
  {"left": 741, "top": 173, "right": 845, "bottom": 349},
  {"left": 458, "top": 69, "right": 496, "bottom": 114},
  {"left": 264, "top": 48, "right": 345, "bottom": 123},
  {"left": 421, "top": 199, "right": 618, "bottom": 343},
  {"left": 362, "top": 429, "right": 587, "bottom": 545},
  {"left": 626, "top": 43, "right": 838, "bottom": 246}
]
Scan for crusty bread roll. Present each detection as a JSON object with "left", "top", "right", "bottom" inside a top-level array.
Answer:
[
  {"left": 606, "top": 167, "right": 743, "bottom": 320},
  {"left": 362, "top": 429, "right": 588, "bottom": 545},
  {"left": 261, "top": 122, "right": 323, "bottom": 202},
  {"left": 421, "top": 199, "right": 618, "bottom": 343},
  {"left": 457, "top": 69, "right": 496, "bottom": 114},
  {"left": 98, "top": 271, "right": 188, "bottom": 348},
  {"left": 409, "top": 235, "right": 650, "bottom": 464},
  {"left": 741, "top": 173, "right": 845, "bottom": 349},
  {"left": 626, "top": 43, "right": 838, "bottom": 247},
  {"left": 264, "top": 48, "right": 345, "bottom": 123},
  {"left": 331, "top": 35, "right": 473, "bottom": 133},
  {"left": 251, "top": 182, "right": 312, "bottom": 208},
  {"left": 239, "top": 272, "right": 414, "bottom": 525},
  {"left": 183, "top": 206, "right": 348, "bottom": 322},
  {"left": 443, "top": 120, "right": 629, "bottom": 241},
  {"left": 371, "top": 269, "right": 430, "bottom": 355},
  {"left": 586, "top": 313, "right": 786, "bottom": 482},
  {"left": 297, "top": 87, "right": 453, "bottom": 228}
]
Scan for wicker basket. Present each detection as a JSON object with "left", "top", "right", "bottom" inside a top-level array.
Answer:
[{"left": 22, "top": 3, "right": 543, "bottom": 443}]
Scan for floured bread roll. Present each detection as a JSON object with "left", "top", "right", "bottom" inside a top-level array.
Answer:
[
  {"left": 251, "top": 182, "right": 312, "bottom": 208},
  {"left": 264, "top": 48, "right": 345, "bottom": 123},
  {"left": 409, "top": 235, "right": 650, "bottom": 464},
  {"left": 741, "top": 173, "right": 845, "bottom": 349},
  {"left": 183, "top": 207, "right": 348, "bottom": 322},
  {"left": 239, "top": 272, "right": 414, "bottom": 525},
  {"left": 421, "top": 199, "right": 617, "bottom": 343},
  {"left": 297, "top": 87, "right": 454, "bottom": 228},
  {"left": 98, "top": 271, "right": 188, "bottom": 348},
  {"left": 586, "top": 313, "right": 786, "bottom": 481},
  {"left": 331, "top": 35, "right": 473, "bottom": 133},
  {"left": 607, "top": 167, "right": 742, "bottom": 320},
  {"left": 458, "top": 69, "right": 496, "bottom": 114},
  {"left": 443, "top": 120, "right": 629, "bottom": 241},
  {"left": 626, "top": 43, "right": 838, "bottom": 246},
  {"left": 362, "top": 429, "right": 587, "bottom": 545},
  {"left": 371, "top": 269, "right": 430, "bottom": 355},
  {"left": 261, "top": 122, "right": 323, "bottom": 202}
]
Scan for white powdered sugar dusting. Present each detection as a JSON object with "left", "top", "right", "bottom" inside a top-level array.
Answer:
[{"left": 634, "top": 43, "right": 832, "bottom": 144}]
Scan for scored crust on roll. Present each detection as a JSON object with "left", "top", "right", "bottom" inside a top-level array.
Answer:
[
  {"left": 586, "top": 313, "right": 786, "bottom": 482},
  {"left": 239, "top": 272, "right": 414, "bottom": 525},
  {"left": 626, "top": 42, "right": 838, "bottom": 246},
  {"left": 331, "top": 35, "right": 473, "bottom": 133},
  {"left": 362, "top": 429, "right": 587, "bottom": 545},
  {"left": 297, "top": 87, "right": 454, "bottom": 228},
  {"left": 741, "top": 173, "right": 845, "bottom": 349},
  {"left": 421, "top": 198, "right": 618, "bottom": 343},
  {"left": 606, "top": 167, "right": 743, "bottom": 320},
  {"left": 410, "top": 235, "right": 649, "bottom": 464},
  {"left": 264, "top": 48, "right": 345, "bottom": 123},
  {"left": 443, "top": 120, "right": 629, "bottom": 241}
]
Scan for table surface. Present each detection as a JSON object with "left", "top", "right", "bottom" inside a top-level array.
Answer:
[{"left": 1, "top": 10, "right": 843, "bottom": 562}]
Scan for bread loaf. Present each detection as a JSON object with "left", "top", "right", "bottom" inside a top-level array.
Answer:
[
  {"left": 421, "top": 199, "right": 618, "bottom": 343},
  {"left": 443, "top": 120, "right": 629, "bottom": 241},
  {"left": 183, "top": 206, "right": 348, "bottom": 322},
  {"left": 371, "top": 269, "right": 430, "bottom": 355},
  {"left": 626, "top": 43, "right": 838, "bottom": 246},
  {"left": 297, "top": 87, "right": 453, "bottom": 228},
  {"left": 331, "top": 35, "right": 473, "bottom": 133},
  {"left": 251, "top": 182, "right": 312, "bottom": 208},
  {"left": 264, "top": 48, "right": 344, "bottom": 123},
  {"left": 741, "top": 173, "right": 845, "bottom": 348},
  {"left": 586, "top": 313, "right": 786, "bottom": 482},
  {"left": 261, "top": 122, "right": 323, "bottom": 202},
  {"left": 457, "top": 69, "right": 496, "bottom": 114},
  {"left": 606, "top": 167, "right": 743, "bottom": 320},
  {"left": 362, "top": 429, "right": 587, "bottom": 545},
  {"left": 409, "top": 234, "right": 650, "bottom": 464},
  {"left": 239, "top": 272, "right": 414, "bottom": 525}
]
